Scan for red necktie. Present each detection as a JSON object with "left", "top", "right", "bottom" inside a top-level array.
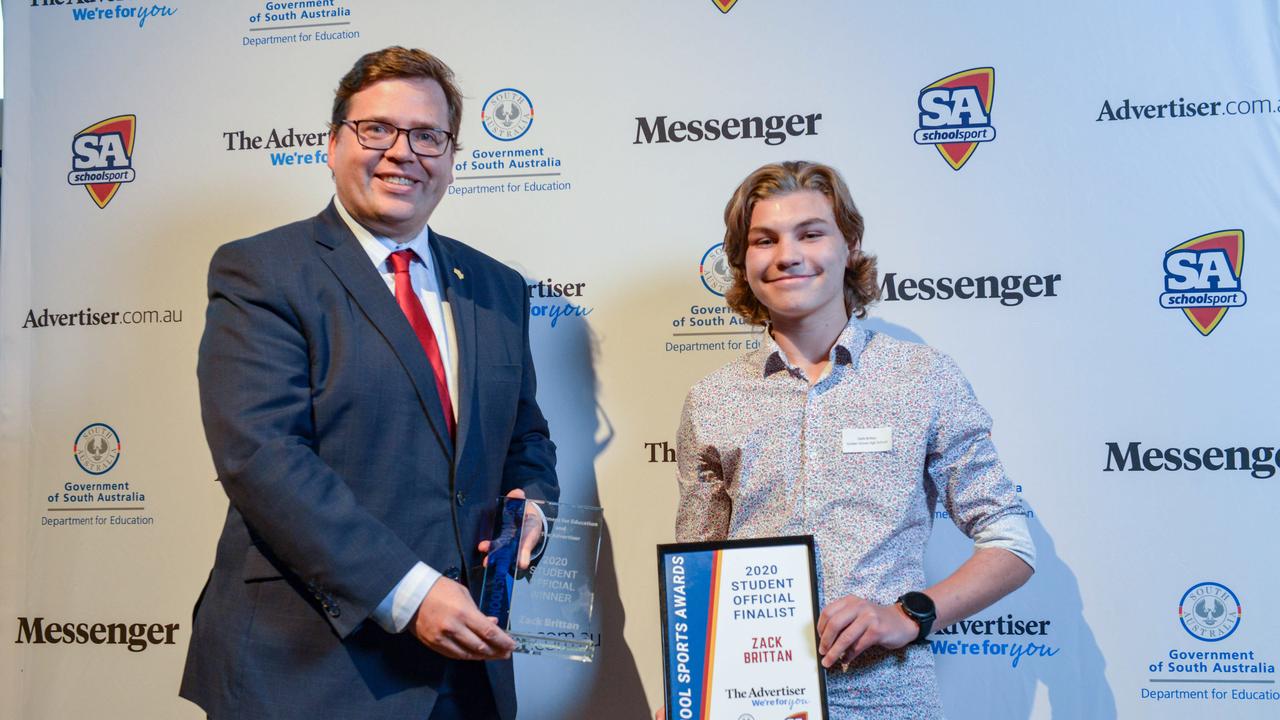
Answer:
[{"left": 388, "top": 250, "right": 455, "bottom": 439}]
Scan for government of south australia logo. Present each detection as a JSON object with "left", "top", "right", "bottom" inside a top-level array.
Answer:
[
  {"left": 69, "top": 115, "right": 137, "bottom": 209},
  {"left": 74, "top": 423, "right": 121, "bottom": 476},
  {"left": 915, "top": 67, "right": 996, "bottom": 171},
  {"left": 1160, "top": 230, "right": 1245, "bottom": 336},
  {"left": 481, "top": 89, "right": 534, "bottom": 142},
  {"left": 1179, "top": 582, "right": 1241, "bottom": 642},
  {"left": 700, "top": 243, "right": 732, "bottom": 296}
]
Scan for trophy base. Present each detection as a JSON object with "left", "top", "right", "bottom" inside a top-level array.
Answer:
[{"left": 512, "top": 631, "right": 596, "bottom": 663}]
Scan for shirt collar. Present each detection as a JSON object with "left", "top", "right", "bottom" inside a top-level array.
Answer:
[
  {"left": 333, "top": 194, "right": 436, "bottom": 275},
  {"left": 760, "top": 315, "right": 868, "bottom": 378}
]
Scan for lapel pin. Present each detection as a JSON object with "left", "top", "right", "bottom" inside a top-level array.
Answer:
[{"left": 453, "top": 268, "right": 465, "bottom": 280}]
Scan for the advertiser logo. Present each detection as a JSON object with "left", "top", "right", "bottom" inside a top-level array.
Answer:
[
  {"left": 22, "top": 305, "right": 185, "bottom": 329},
  {"left": 1160, "top": 230, "right": 1245, "bottom": 336},
  {"left": 526, "top": 277, "right": 592, "bottom": 329},
  {"left": 69, "top": 115, "right": 136, "bottom": 209},
  {"left": 700, "top": 243, "right": 732, "bottom": 297},
  {"left": 31, "top": 1, "right": 179, "bottom": 30},
  {"left": 74, "top": 423, "right": 121, "bottom": 476},
  {"left": 1097, "top": 95, "right": 1280, "bottom": 123},
  {"left": 930, "top": 614, "right": 1060, "bottom": 668},
  {"left": 482, "top": 88, "right": 534, "bottom": 142},
  {"left": 222, "top": 125, "right": 330, "bottom": 168},
  {"left": 711, "top": 0, "right": 738, "bottom": 12},
  {"left": 1180, "top": 582, "right": 1241, "bottom": 642},
  {"left": 915, "top": 67, "right": 996, "bottom": 171},
  {"left": 15, "top": 617, "right": 179, "bottom": 652}
]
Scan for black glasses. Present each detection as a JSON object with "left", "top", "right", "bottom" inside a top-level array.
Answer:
[{"left": 340, "top": 120, "right": 455, "bottom": 157}]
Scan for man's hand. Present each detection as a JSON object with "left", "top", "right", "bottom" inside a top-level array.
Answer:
[
  {"left": 816, "top": 595, "right": 919, "bottom": 669},
  {"left": 477, "top": 488, "right": 544, "bottom": 571},
  {"left": 409, "top": 577, "right": 516, "bottom": 660}
]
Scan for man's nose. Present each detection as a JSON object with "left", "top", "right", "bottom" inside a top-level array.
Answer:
[
  {"left": 774, "top": 236, "right": 802, "bottom": 266},
  {"left": 384, "top": 129, "right": 416, "bottom": 160}
]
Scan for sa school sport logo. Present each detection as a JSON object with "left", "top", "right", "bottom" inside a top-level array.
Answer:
[
  {"left": 711, "top": 0, "right": 738, "bottom": 12},
  {"left": 1179, "top": 582, "right": 1241, "bottom": 642},
  {"left": 69, "top": 115, "right": 137, "bottom": 209},
  {"left": 1160, "top": 230, "right": 1246, "bottom": 336},
  {"left": 915, "top": 68, "right": 996, "bottom": 171}
]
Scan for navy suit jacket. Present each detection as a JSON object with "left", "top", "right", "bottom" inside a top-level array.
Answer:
[{"left": 180, "top": 203, "right": 557, "bottom": 719}]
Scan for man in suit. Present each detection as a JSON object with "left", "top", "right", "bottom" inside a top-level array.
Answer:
[{"left": 180, "top": 47, "right": 557, "bottom": 719}]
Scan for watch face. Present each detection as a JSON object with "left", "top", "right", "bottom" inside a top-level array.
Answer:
[{"left": 901, "top": 592, "right": 935, "bottom": 617}]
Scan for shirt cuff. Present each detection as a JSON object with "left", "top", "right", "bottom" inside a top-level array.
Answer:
[
  {"left": 371, "top": 562, "right": 441, "bottom": 633},
  {"left": 972, "top": 513, "right": 1037, "bottom": 571}
]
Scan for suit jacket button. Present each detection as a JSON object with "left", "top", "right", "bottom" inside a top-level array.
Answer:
[
  {"left": 444, "top": 566, "right": 461, "bottom": 581},
  {"left": 455, "top": 491, "right": 467, "bottom": 507}
]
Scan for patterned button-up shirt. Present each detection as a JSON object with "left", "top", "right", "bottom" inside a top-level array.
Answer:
[{"left": 675, "top": 317, "right": 1032, "bottom": 719}]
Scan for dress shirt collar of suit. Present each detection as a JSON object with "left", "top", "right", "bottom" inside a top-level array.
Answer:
[{"left": 332, "top": 193, "right": 438, "bottom": 278}]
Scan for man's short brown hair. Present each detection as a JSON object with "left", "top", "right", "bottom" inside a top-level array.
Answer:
[
  {"left": 330, "top": 46, "right": 464, "bottom": 148},
  {"left": 721, "top": 160, "right": 879, "bottom": 324}
]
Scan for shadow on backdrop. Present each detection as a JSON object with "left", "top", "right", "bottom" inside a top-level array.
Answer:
[
  {"left": 862, "top": 315, "right": 927, "bottom": 345},
  {"left": 512, "top": 280, "right": 648, "bottom": 718},
  {"left": 927, "top": 504, "right": 1118, "bottom": 718},
  {"left": 871, "top": 316, "right": 1116, "bottom": 717}
]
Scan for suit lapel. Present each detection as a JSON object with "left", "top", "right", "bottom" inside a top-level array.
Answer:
[
  {"left": 312, "top": 205, "right": 454, "bottom": 460},
  {"left": 431, "top": 232, "right": 478, "bottom": 466}
]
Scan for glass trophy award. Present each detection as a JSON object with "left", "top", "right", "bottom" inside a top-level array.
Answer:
[{"left": 478, "top": 497, "right": 603, "bottom": 662}]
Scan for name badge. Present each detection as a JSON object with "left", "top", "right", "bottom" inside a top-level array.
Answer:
[{"left": 842, "top": 427, "right": 892, "bottom": 453}]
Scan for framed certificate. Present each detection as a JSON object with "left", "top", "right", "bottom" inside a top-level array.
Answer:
[{"left": 657, "top": 535, "right": 828, "bottom": 720}]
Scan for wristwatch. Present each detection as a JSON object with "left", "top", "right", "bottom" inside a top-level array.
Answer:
[{"left": 896, "top": 591, "right": 936, "bottom": 643}]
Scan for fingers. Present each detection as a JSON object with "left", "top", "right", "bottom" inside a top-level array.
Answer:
[
  {"left": 499, "top": 488, "right": 541, "bottom": 570},
  {"left": 817, "top": 597, "right": 862, "bottom": 655},
  {"left": 412, "top": 578, "right": 516, "bottom": 660},
  {"left": 822, "top": 613, "right": 871, "bottom": 668},
  {"left": 517, "top": 521, "right": 539, "bottom": 570},
  {"left": 516, "top": 491, "right": 544, "bottom": 571},
  {"left": 818, "top": 595, "right": 909, "bottom": 669},
  {"left": 465, "top": 609, "right": 516, "bottom": 656}
]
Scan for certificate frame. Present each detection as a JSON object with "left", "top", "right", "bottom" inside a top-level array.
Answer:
[{"left": 657, "top": 535, "right": 828, "bottom": 720}]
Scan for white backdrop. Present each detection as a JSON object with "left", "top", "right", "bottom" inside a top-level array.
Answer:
[{"left": 3, "top": 1, "right": 1277, "bottom": 717}]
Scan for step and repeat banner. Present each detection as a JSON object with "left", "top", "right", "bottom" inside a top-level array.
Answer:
[{"left": 2, "top": 1, "right": 1277, "bottom": 717}]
